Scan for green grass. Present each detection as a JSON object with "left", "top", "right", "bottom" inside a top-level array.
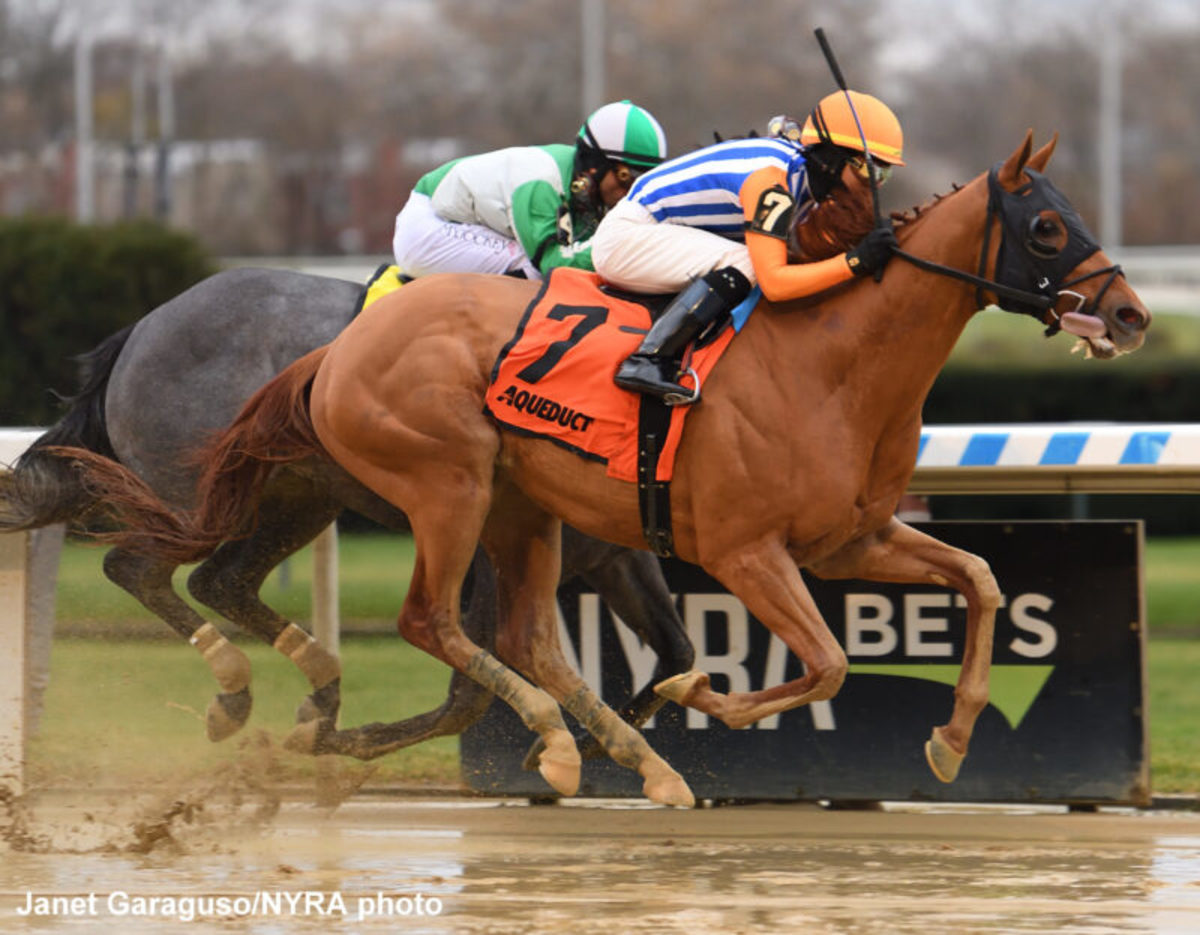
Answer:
[
  {"left": 28, "top": 532, "right": 1200, "bottom": 795},
  {"left": 36, "top": 532, "right": 453, "bottom": 789},
  {"left": 28, "top": 635, "right": 460, "bottom": 789},
  {"left": 54, "top": 532, "right": 416, "bottom": 636},
  {"left": 1145, "top": 538, "right": 1200, "bottom": 635},
  {"left": 1147, "top": 640, "right": 1200, "bottom": 793}
]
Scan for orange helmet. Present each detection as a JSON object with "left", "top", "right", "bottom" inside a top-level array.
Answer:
[{"left": 800, "top": 90, "right": 905, "bottom": 166}]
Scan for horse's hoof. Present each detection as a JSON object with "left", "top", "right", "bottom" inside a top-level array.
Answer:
[
  {"left": 523, "top": 732, "right": 604, "bottom": 772},
  {"left": 643, "top": 771, "right": 695, "bottom": 808},
  {"left": 654, "top": 670, "right": 708, "bottom": 705},
  {"left": 521, "top": 738, "right": 546, "bottom": 773},
  {"left": 205, "top": 688, "right": 252, "bottom": 742},
  {"left": 296, "top": 678, "right": 341, "bottom": 725},
  {"left": 537, "top": 729, "right": 581, "bottom": 797},
  {"left": 925, "top": 726, "right": 965, "bottom": 783},
  {"left": 284, "top": 719, "right": 324, "bottom": 756}
]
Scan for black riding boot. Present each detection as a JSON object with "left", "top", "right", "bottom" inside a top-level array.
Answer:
[{"left": 614, "top": 266, "right": 751, "bottom": 405}]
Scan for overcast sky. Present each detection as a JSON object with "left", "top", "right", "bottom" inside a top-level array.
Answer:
[
  {"left": 873, "top": 0, "right": 1200, "bottom": 78},
  {"left": 43, "top": 0, "right": 1200, "bottom": 64}
]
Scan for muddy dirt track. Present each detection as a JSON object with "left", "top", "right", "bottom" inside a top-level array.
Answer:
[{"left": 4, "top": 790, "right": 1200, "bottom": 934}]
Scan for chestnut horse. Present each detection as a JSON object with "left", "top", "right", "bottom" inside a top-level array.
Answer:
[{"left": 62, "top": 133, "right": 1149, "bottom": 806}]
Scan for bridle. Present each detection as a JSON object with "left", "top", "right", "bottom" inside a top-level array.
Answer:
[{"left": 891, "top": 165, "right": 1125, "bottom": 336}]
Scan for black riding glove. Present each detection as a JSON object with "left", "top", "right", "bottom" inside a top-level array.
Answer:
[{"left": 846, "top": 224, "right": 898, "bottom": 277}]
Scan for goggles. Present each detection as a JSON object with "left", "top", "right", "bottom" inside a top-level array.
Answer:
[
  {"left": 846, "top": 154, "right": 893, "bottom": 187},
  {"left": 611, "top": 163, "right": 645, "bottom": 187},
  {"left": 766, "top": 114, "right": 804, "bottom": 144}
]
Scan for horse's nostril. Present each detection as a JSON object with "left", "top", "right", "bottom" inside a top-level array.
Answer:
[{"left": 1116, "top": 306, "right": 1146, "bottom": 330}]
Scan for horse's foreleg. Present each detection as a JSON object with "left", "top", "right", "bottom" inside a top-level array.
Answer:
[
  {"left": 522, "top": 531, "right": 691, "bottom": 770},
  {"left": 394, "top": 480, "right": 588, "bottom": 796},
  {"left": 553, "top": 544, "right": 690, "bottom": 767},
  {"left": 307, "top": 383, "right": 581, "bottom": 786},
  {"left": 570, "top": 535, "right": 693, "bottom": 729},
  {"left": 485, "top": 490, "right": 693, "bottom": 807},
  {"left": 102, "top": 547, "right": 252, "bottom": 741},
  {"left": 655, "top": 538, "right": 848, "bottom": 729},
  {"left": 808, "top": 517, "right": 998, "bottom": 783}
]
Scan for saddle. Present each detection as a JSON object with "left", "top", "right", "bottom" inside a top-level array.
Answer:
[
  {"left": 356, "top": 263, "right": 409, "bottom": 315},
  {"left": 485, "top": 268, "right": 740, "bottom": 556}
]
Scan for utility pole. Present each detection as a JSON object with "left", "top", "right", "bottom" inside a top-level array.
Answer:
[
  {"left": 74, "top": 24, "right": 95, "bottom": 222},
  {"left": 154, "top": 34, "right": 174, "bottom": 222},
  {"left": 1098, "top": 15, "right": 1122, "bottom": 248},
  {"left": 580, "top": 0, "right": 606, "bottom": 119},
  {"left": 124, "top": 44, "right": 147, "bottom": 218}
]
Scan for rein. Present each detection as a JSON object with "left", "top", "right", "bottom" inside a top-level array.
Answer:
[{"left": 890, "top": 166, "right": 1124, "bottom": 336}]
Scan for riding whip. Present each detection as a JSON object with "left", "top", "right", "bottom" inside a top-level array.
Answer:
[{"left": 813, "top": 27, "right": 884, "bottom": 230}]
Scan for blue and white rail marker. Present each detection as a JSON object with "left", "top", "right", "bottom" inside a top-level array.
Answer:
[
  {"left": 918, "top": 424, "right": 1200, "bottom": 467},
  {"left": 911, "top": 424, "right": 1200, "bottom": 494}
]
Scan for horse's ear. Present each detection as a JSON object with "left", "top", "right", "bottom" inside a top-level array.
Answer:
[
  {"left": 1026, "top": 133, "right": 1058, "bottom": 173},
  {"left": 996, "top": 130, "right": 1035, "bottom": 187}
]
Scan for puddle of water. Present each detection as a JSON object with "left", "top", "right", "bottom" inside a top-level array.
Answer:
[{"left": 4, "top": 792, "right": 1200, "bottom": 933}]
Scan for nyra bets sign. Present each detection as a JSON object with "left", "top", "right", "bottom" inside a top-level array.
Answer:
[{"left": 461, "top": 521, "right": 1148, "bottom": 805}]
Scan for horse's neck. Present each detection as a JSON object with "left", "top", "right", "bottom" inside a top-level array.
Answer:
[{"left": 757, "top": 177, "right": 988, "bottom": 426}]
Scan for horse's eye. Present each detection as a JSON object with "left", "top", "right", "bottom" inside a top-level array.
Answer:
[{"left": 1026, "top": 214, "right": 1062, "bottom": 258}]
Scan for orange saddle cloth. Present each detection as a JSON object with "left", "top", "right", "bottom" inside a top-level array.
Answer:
[{"left": 484, "top": 268, "right": 735, "bottom": 483}]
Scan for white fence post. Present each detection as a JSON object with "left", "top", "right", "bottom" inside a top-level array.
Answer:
[
  {"left": 310, "top": 522, "right": 340, "bottom": 805},
  {"left": 0, "top": 429, "right": 48, "bottom": 798},
  {"left": 311, "top": 522, "right": 340, "bottom": 655},
  {"left": 0, "top": 531, "right": 28, "bottom": 796}
]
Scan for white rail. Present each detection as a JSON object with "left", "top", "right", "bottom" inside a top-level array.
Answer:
[{"left": 911, "top": 423, "right": 1200, "bottom": 494}]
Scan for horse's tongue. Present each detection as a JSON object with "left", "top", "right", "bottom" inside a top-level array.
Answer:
[{"left": 1060, "top": 311, "right": 1107, "bottom": 339}]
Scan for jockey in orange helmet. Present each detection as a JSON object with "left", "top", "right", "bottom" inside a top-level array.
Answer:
[{"left": 594, "top": 90, "right": 904, "bottom": 404}]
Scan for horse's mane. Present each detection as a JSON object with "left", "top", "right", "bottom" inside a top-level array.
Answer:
[{"left": 890, "top": 182, "right": 967, "bottom": 231}]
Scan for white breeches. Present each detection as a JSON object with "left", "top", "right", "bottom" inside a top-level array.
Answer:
[
  {"left": 591, "top": 199, "right": 757, "bottom": 293},
  {"left": 392, "top": 192, "right": 540, "bottom": 280}
]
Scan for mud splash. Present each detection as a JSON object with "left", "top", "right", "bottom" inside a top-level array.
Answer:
[{"left": 1, "top": 730, "right": 379, "bottom": 859}]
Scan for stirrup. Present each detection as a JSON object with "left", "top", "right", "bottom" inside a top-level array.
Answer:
[{"left": 662, "top": 368, "right": 701, "bottom": 406}]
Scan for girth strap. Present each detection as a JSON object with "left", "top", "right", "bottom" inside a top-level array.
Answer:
[{"left": 636, "top": 395, "right": 675, "bottom": 558}]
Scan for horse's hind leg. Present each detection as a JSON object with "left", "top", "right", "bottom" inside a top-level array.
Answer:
[
  {"left": 313, "top": 446, "right": 582, "bottom": 793},
  {"left": 186, "top": 479, "right": 343, "bottom": 728},
  {"left": 286, "top": 548, "right": 497, "bottom": 760},
  {"left": 485, "top": 485, "right": 693, "bottom": 807},
  {"left": 807, "top": 518, "right": 997, "bottom": 783},
  {"left": 102, "top": 547, "right": 252, "bottom": 741}
]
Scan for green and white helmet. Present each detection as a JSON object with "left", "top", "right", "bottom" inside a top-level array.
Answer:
[{"left": 576, "top": 100, "right": 667, "bottom": 176}]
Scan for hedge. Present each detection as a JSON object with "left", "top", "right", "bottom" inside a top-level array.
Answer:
[
  {"left": 924, "top": 360, "right": 1200, "bottom": 534},
  {"left": 0, "top": 217, "right": 215, "bottom": 425},
  {"left": 926, "top": 365, "right": 1200, "bottom": 425}
]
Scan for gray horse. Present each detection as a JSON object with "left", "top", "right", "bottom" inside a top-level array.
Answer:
[{"left": 0, "top": 267, "right": 692, "bottom": 761}]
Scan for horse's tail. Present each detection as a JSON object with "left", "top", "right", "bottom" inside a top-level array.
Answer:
[
  {"left": 49, "top": 346, "right": 331, "bottom": 565},
  {"left": 0, "top": 324, "right": 132, "bottom": 532}
]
